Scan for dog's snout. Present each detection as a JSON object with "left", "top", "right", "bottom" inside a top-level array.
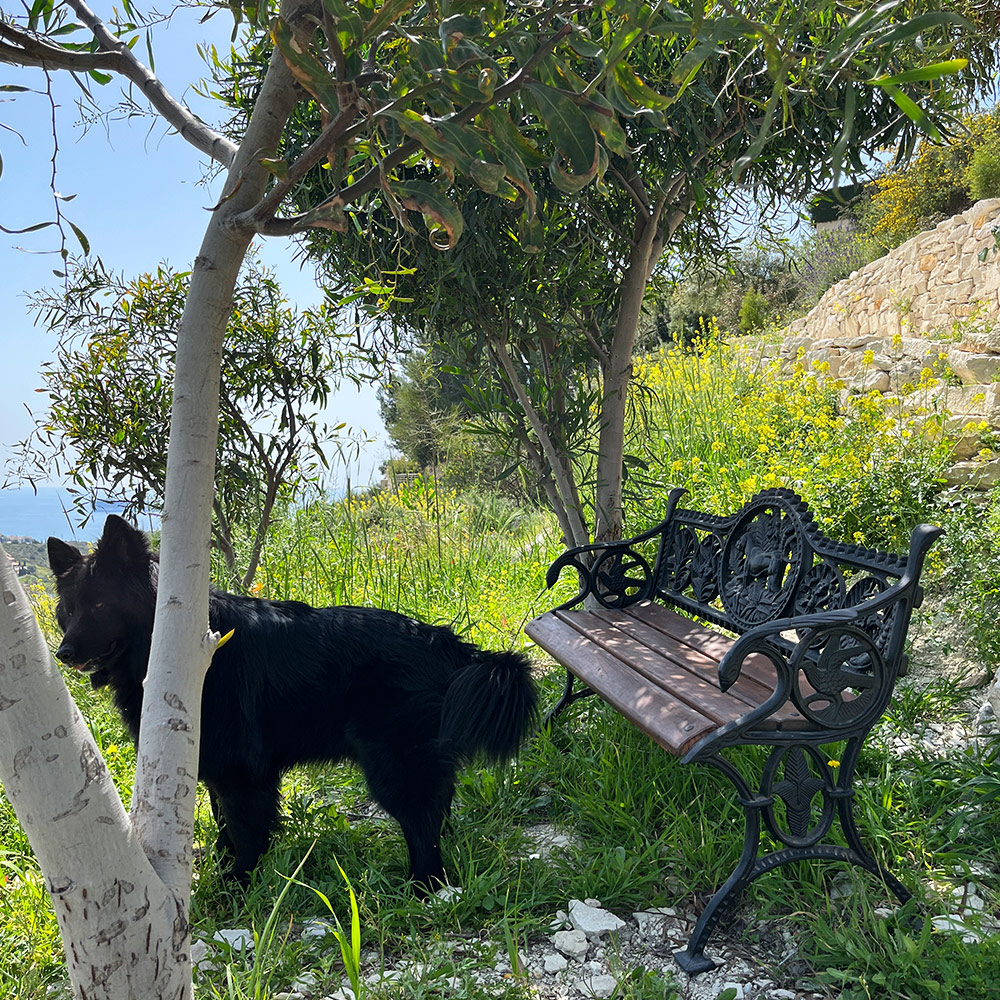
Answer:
[{"left": 55, "top": 642, "right": 76, "bottom": 664}]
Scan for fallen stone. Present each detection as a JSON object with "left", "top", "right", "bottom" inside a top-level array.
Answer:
[
  {"left": 544, "top": 952, "right": 568, "bottom": 974},
  {"left": 574, "top": 972, "right": 617, "bottom": 998},
  {"left": 300, "top": 918, "right": 336, "bottom": 941},
  {"left": 553, "top": 929, "right": 589, "bottom": 960},
  {"left": 324, "top": 989, "right": 355, "bottom": 1000},
  {"left": 213, "top": 928, "right": 254, "bottom": 952},
  {"left": 291, "top": 971, "right": 320, "bottom": 996},
  {"left": 568, "top": 898, "right": 626, "bottom": 940},
  {"left": 931, "top": 914, "right": 981, "bottom": 943},
  {"left": 431, "top": 885, "right": 464, "bottom": 902}
]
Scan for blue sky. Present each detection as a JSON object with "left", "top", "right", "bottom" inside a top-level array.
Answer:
[{"left": 1, "top": 9, "right": 387, "bottom": 493}]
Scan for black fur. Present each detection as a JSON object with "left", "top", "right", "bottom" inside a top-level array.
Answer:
[{"left": 47, "top": 515, "right": 538, "bottom": 886}]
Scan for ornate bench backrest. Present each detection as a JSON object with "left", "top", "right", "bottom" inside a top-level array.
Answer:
[{"left": 653, "top": 488, "right": 919, "bottom": 674}]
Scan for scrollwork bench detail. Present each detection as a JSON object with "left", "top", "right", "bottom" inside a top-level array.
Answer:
[{"left": 525, "top": 488, "right": 942, "bottom": 974}]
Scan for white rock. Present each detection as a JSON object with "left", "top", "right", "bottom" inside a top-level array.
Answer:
[
  {"left": 550, "top": 909, "right": 571, "bottom": 932},
  {"left": 291, "top": 971, "right": 321, "bottom": 995},
  {"left": 189, "top": 940, "right": 210, "bottom": 969},
  {"left": 431, "top": 885, "right": 464, "bottom": 902},
  {"left": 568, "top": 899, "right": 626, "bottom": 940},
  {"left": 213, "top": 928, "right": 254, "bottom": 951},
  {"left": 721, "top": 983, "right": 745, "bottom": 999},
  {"left": 324, "top": 989, "right": 355, "bottom": 1000},
  {"left": 553, "top": 929, "right": 589, "bottom": 959},
  {"left": 544, "top": 953, "right": 568, "bottom": 974},
  {"left": 301, "top": 918, "right": 336, "bottom": 940},
  {"left": 575, "top": 973, "right": 617, "bottom": 998},
  {"left": 931, "top": 914, "right": 982, "bottom": 943}
]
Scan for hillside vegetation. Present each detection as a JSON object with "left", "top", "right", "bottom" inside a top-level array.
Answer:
[{"left": 3, "top": 331, "right": 1000, "bottom": 999}]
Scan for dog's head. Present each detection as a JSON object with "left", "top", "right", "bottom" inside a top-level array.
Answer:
[{"left": 47, "top": 514, "right": 156, "bottom": 686}]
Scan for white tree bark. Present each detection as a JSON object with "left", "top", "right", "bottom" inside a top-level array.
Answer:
[{"left": 0, "top": 544, "right": 193, "bottom": 997}]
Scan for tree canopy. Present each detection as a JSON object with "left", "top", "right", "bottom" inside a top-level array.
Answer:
[
  {"left": 12, "top": 256, "right": 361, "bottom": 588},
  {"left": 298, "top": 0, "right": 1000, "bottom": 547}
]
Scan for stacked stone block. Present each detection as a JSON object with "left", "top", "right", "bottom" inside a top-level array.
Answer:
[{"left": 779, "top": 198, "right": 1000, "bottom": 487}]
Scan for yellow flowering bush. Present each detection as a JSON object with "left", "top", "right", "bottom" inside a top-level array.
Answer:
[
  {"left": 628, "top": 325, "right": 952, "bottom": 550},
  {"left": 861, "top": 108, "right": 1000, "bottom": 250}
]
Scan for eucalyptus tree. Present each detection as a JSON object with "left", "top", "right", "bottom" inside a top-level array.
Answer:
[
  {"left": 0, "top": 0, "right": 667, "bottom": 995},
  {"left": 305, "top": 1, "right": 1000, "bottom": 548}
]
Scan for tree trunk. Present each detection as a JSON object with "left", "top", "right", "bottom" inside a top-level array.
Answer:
[
  {"left": 0, "top": 5, "right": 305, "bottom": 996},
  {"left": 592, "top": 203, "right": 666, "bottom": 545},
  {"left": 0, "top": 545, "right": 192, "bottom": 997},
  {"left": 131, "top": 0, "right": 303, "bottom": 908}
]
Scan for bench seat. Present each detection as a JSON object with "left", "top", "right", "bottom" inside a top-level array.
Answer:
[{"left": 527, "top": 602, "right": 814, "bottom": 757}]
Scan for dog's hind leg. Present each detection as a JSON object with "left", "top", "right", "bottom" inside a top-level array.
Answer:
[
  {"left": 210, "top": 775, "right": 282, "bottom": 884},
  {"left": 355, "top": 740, "right": 456, "bottom": 889}
]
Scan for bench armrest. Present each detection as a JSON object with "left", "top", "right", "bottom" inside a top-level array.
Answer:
[
  {"left": 688, "top": 523, "right": 944, "bottom": 759},
  {"left": 545, "top": 491, "right": 688, "bottom": 610}
]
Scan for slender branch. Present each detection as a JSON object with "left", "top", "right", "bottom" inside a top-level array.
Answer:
[
  {"left": 229, "top": 103, "right": 359, "bottom": 232},
  {"left": 568, "top": 305, "right": 610, "bottom": 368},
  {"left": 488, "top": 336, "right": 589, "bottom": 549},
  {"left": 0, "top": 3, "right": 239, "bottom": 167}
]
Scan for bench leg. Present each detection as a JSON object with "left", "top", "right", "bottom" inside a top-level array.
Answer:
[
  {"left": 540, "top": 667, "right": 595, "bottom": 731},
  {"left": 675, "top": 738, "right": 910, "bottom": 974},
  {"left": 674, "top": 753, "right": 761, "bottom": 974}
]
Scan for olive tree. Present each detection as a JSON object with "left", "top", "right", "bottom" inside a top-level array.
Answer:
[
  {"left": 13, "top": 257, "right": 359, "bottom": 589},
  {"left": 310, "top": 1, "right": 1000, "bottom": 548}
]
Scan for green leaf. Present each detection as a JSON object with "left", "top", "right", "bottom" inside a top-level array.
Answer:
[
  {"left": 469, "top": 158, "right": 510, "bottom": 196},
  {"left": 88, "top": 69, "right": 113, "bottom": 85},
  {"left": 260, "top": 156, "right": 290, "bottom": 180},
  {"left": 0, "top": 85, "right": 31, "bottom": 92},
  {"left": 69, "top": 222, "right": 90, "bottom": 255},
  {"left": 870, "top": 59, "right": 969, "bottom": 86},
  {"left": 362, "top": 0, "right": 417, "bottom": 41},
  {"left": 881, "top": 83, "right": 941, "bottom": 141},
  {"left": 391, "top": 180, "right": 464, "bottom": 250},
  {"left": 272, "top": 16, "right": 339, "bottom": 112},
  {"left": 439, "top": 13, "right": 482, "bottom": 51},
  {"left": 322, "top": 0, "right": 363, "bottom": 50},
  {"left": 525, "top": 82, "right": 598, "bottom": 178},
  {"left": 0, "top": 219, "right": 57, "bottom": 235}
]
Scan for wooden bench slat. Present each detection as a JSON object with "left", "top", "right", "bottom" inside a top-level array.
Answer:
[
  {"left": 525, "top": 612, "right": 718, "bottom": 755},
  {"left": 585, "top": 607, "right": 769, "bottom": 708},
  {"left": 625, "top": 602, "right": 788, "bottom": 693},
  {"left": 590, "top": 604, "right": 811, "bottom": 727},
  {"left": 551, "top": 610, "right": 760, "bottom": 727}
]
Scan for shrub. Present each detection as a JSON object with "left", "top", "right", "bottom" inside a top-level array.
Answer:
[
  {"left": 859, "top": 107, "right": 1000, "bottom": 250},
  {"left": 738, "top": 287, "right": 770, "bottom": 333},
  {"left": 628, "top": 324, "right": 952, "bottom": 551},
  {"left": 968, "top": 138, "right": 1000, "bottom": 201}
]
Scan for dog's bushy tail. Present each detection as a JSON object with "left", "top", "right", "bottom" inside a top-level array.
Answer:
[{"left": 440, "top": 649, "right": 538, "bottom": 763}]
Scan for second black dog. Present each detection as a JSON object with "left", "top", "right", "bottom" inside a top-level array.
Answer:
[{"left": 47, "top": 515, "right": 538, "bottom": 886}]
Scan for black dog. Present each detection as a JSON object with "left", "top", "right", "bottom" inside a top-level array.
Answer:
[{"left": 47, "top": 515, "right": 537, "bottom": 886}]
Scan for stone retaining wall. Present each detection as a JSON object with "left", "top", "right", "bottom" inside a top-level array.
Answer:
[{"left": 778, "top": 199, "right": 1000, "bottom": 487}]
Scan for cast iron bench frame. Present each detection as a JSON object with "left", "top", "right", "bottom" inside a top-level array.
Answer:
[{"left": 526, "top": 487, "right": 942, "bottom": 973}]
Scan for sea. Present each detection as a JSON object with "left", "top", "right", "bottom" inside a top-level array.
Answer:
[{"left": 0, "top": 486, "right": 135, "bottom": 542}]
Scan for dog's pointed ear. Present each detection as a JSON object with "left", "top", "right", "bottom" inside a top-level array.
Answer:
[
  {"left": 47, "top": 537, "right": 83, "bottom": 577},
  {"left": 97, "top": 514, "right": 150, "bottom": 566}
]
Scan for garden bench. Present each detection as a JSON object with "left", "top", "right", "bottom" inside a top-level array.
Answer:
[{"left": 526, "top": 488, "right": 942, "bottom": 974}]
